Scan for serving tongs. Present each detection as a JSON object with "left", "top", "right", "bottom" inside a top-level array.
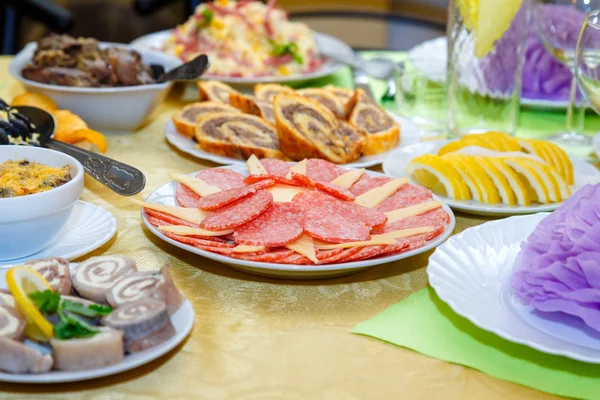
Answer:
[{"left": 17, "top": 106, "right": 146, "bottom": 196}]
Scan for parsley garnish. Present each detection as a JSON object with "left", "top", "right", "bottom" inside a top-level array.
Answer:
[
  {"left": 270, "top": 41, "right": 303, "bottom": 64},
  {"left": 197, "top": 9, "right": 214, "bottom": 29},
  {"left": 62, "top": 300, "right": 112, "bottom": 317},
  {"left": 54, "top": 310, "right": 98, "bottom": 340},
  {"left": 28, "top": 290, "right": 60, "bottom": 313}
]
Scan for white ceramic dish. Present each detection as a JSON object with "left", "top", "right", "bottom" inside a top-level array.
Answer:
[
  {"left": 9, "top": 42, "right": 182, "bottom": 131},
  {"left": 428, "top": 213, "right": 600, "bottom": 363},
  {"left": 0, "top": 200, "right": 117, "bottom": 267},
  {"left": 0, "top": 263, "right": 194, "bottom": 383},
  {"left": 140, "top": 166, "right": 456, "bottom": 279},
  {"left": 408, "top": 37, "right": 580, "bottom": 110},
  {"left": 0, "top": 146, "right": 84, "bottom": 260},
  {"left": 382, "top": 140, "right": 600, "bottom": 216},
  {"left": 594, "top": 132, "right": 600, "bottom": 159},
  {"left": 165, "top": 113, "right": 421, "bottom": 168},
  {"left": 130, "top": 30, "right": 345, "bottom": 85}
]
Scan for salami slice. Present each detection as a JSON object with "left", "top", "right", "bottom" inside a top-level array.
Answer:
[
  {"left": 228, "top": 249, "right": 294, "bottom": 262},
  {"left": 163, "top": 232, "right": 234, "bottom": 248},
  {"left": 376, "top": 183, "right": 434, "bottom": 213},
  {"left": 317, "top": 247, "right": 363, "bottom": 264},
  {"left": 306, "top": 159, "right": 344, "bottom": 183},
  {"left": 279, "top": 253, "right": 314, "bottom": 265},
  {"left": 341, "top": 202, "right": 387, "bottom": 231},
  {"left": 244, "top": 174, "right": 297, "bottom": 186},
  {"left": 233, "top": 203, "right": 303, "bottom": 247},
  {"left": 339, "top": 245, "right": 389, "bottom": 263},
  {"left": 260, "top": 158, "right": 291, "bottom": 177},
  {"left": 383, "top": 207, "right": 450, "bottom": 234},
  {"left": 197, "top": 179, "right": 275, "bottom": 210},
  {"left": 200, "top": 190, "right": 274, "bottom": 230},
  {"left": 291, "top": 173, "right": 355, "bottom": 201},
  {"left": 175, "top": 169, "right": 246, "bottom": 207},
  {"left": 144, "top": 209, "right": 201, "bottom": 228},
  {"left": 292, "top": 191, "right": 369, "bottom": 243},
  {"left": 349, "top": 174, "right": 391, "bottom": 196}
]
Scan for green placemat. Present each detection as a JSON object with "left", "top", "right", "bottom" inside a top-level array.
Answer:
[
  {"left": 308, "top": 51, "right": 600, "bottom": 141},
  {"left": 353, "top": 287, "right": 600, "bottom": 400}
]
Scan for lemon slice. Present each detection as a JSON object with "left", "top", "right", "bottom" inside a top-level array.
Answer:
[
  {"left": 407, "top": 154, "right": 471, "bottom": 200},
  {"left": 479, "top": 132, "right": 521, "bottom": 152},
  {"left": 438, "top": 137, "right": 496, "bottom": 155},
  {"left": 485, "top": 158, "right": 530, "bottom": 206},
  {"left": 456, "top": 0, "right": 478, "bottom": 30},
  {"left": 475, "top": 0, "right": 524, "bottom": 58},
  {"left": 518, "top": 139, "right": 574, "bottom": 186},
  {"left": 520, "top": 158, "right": 570, "bottom": 201},
  {"left": 460, "top": 155, "right": 502, "bottom": 204},
  {"left": 502, "top": 158, "right": 551, "bottom": 203},
  {"left": 442, "top": 154, "right": 484, "bottom": 202},
  {"left": 475, "top": 157, "right": 518, "bottom": 206},
  {"left": 6, "top": 267, "right": 54, "bottom": 341}
]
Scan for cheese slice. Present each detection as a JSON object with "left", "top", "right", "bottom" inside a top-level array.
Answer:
[
  {"left": 0, "top": 292, "right": 15, "bottom": 308},
  {"left": 314, "top": 226, "right": 436, "bottom": 250},
  {"left": 266, "top": 184, "right": 308, "bottom": 202},
  {"left": 169, "top": 173, "right": 221, "bottom": 197},
  {"left": 285, "top": 158, "right": 307, "bottom": 179},
  {"left": 354, "top": 178, "right": 408, "bottom": 208},
  {"left": 385, "top": 201, "right": 442, "bottom": 224},
  {"left": 232, "top": 245, "right": 266, "bottom": 253},
  {"left": 285, "top": 234, "right": 318, "bottom": 263},
  {"left": 247, "top": 154, "right": 268, "bottom": 175},
  {"left": 132, "top": 199, "right": 210, "bottom": 225},
  {"left": 158, "top": 225, "right": 232, "bottom": 237},
  {"left": 331, "top": 169, "right": 365, "bottom": 189},
  {"left": 372, "top": 226, "right": 435, "bottom": 241}
]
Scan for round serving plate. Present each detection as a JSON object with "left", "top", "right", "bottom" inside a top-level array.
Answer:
[
  {"left": 0, "top": 264, "right": 195, "bottom": 383},
  {"left": 141, "top": 166, "right": 456, "bottom": 279},
  {"left": 382, "top": 140, "right": 600, "bottom": 216},
  {"left": 165, "top": 113, "right": 421, "bottom": 168},
  {"left": 130, "top": 30, "right": 345, "bottom": 85},
  {"left": 428, "top": 213, "right": 600, "bottom": 363}
]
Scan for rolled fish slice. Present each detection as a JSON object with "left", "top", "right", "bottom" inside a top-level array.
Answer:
[
  {"left": 72, "top": 255, "right": 137, "bottom": 303},
  {"left": 0, "top": 305, "right": 25, "bottom": 341},
  {"left": 50, "top": 328, "right": 124, "bottom": 371},
  {"left": 25, "top": 257, "right": 72, "bottom": 295},
  {"left": 0, "top": 337, "right": 53, "bottom": 373},
  {"left": 102, "top": 298, "right": 175, "bottom": 353}
]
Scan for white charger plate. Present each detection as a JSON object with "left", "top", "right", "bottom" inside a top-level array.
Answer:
[
  {"left": 382, "top": 140, "right": 600, "bottom": 216},
  {"left": 130, "top": 30, "right": 345, "bottom": 85},
  {"left": 408, "top": 37, "right": 580, "bottom": 110},
  {"left": 0, "top": 264, "right": 195, "bottom": 383},
  {"left": 428, "top": 213, "right": 600, "bottom": 363},
  {"left": 165, "top": 114, "right": 421, "bottom": 168},
  {"left": 0, "top": 201, "right": 117, "bottom": 267},
  {"left": 141, "top": 166, "right": 456, "bottom": 279}
]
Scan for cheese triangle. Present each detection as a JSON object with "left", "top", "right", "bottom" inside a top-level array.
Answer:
[
  {"left": 385, "top": 201, "right": 442, "bottom": 224},
  {"left": 372, "top": 226, "right": 435, "bottom": 241},
  {"left": 286, "top": 159, "right": 307, "bottom": 179},
  {"left": 267, "top": 184, "right": 308, "bottom": 203},
  {"left": 232, "top": 245, "right": 267, "bottom": 253},
  {"left": 331, "top": 169, "right": 365, "bottom": 189},
  {"left": 247, "top": 154, "right": 268, "bottom": 175},
  {"left": 158, "top": 225, "right": 232, "bottom": 236},
  {"left": 285, "top": 234, "right": 318, "bottom": 264},
  {"left": 354, "top": 178, "right": 408, "bottom": 208},
  {"left": 169, "top": 173, "right": 221, "bottom": 197},
  {"left": 132, "top": 199, "right": 210, "bottom": 225},
  {"left": 314, "top": 226, "right": 436, "bottom": 250}
]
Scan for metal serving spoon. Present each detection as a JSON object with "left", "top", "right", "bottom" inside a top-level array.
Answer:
[
  {"left": 150, "top": 54, "right": 210, "bottom": 83},
  {"left": 16, "top": 106, "right": 146, "bottom": 196}
]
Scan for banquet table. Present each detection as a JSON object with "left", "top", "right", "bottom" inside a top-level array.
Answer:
[{"left": 0, "top": 54, "right": 582, "bottom": 400}]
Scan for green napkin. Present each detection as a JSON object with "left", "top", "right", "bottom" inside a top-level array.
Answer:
[{"left": 353, "top": 287, "right": 600, "bottom": 400}]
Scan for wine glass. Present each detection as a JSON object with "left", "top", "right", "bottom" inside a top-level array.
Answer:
[
  {"left": 533, "top": 0, "right": 600, "bottom": 149},
  {"left": 576, "top": 11, "right": 600, "bottom": 132}
]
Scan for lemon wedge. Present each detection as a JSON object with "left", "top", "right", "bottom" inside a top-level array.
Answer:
[
  {"left": 519, "top": 158, "right": 570, "bottom": 201},
  {"left": 475, "top": 0, "right": 524, "bottom": 58},
  {"left": 456, "top": 0, "right": 478, "bottom": 30},
  {"left": 518, "top": 139, "right": 574, "bottom": 186},
  {"left": 442, "top": 154, "right": 484, "bottom": 202},
  {"left": 460, "top": 155, "right": 502, "bottom": 204},
  {"left": 502, "top": 158, "right": 551, "bottom": 203},
  {"left": 438, "top": 136, "right": 496, "bottom": 155},
  {"left": 6, "top": 267, "right": 54, "bottom": 341},
  {"left": 475, "top": 157, "right": 518, "bottom": 206},
  {"left": 407, "top": 154, "right": 471, "bottom": 200},
  {"left": 479, "top": 132, "right": 522, "bottom": 152},
  {"left": 486, "top": 158, "right": 530, "bottom": 206}
]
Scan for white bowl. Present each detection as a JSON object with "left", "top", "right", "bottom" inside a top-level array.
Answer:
[
  {"left": 8, "top": 42, "right": 182, "bottom": 131},
  {"left": 0, "top": 146, "right": 84, "bottom": 260}
]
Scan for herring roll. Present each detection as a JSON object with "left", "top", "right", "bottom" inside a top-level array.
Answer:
[
  {"left": 229, "top": 92, "right": 276, "bottom": 125},
  {"left": 26, "top": 257, "right": 72, "bottom": 295},
  {"left": 254, "top": 83, "right": 293, "bottom": 102},
  {"left": 198, "top": 80, "right": 236, "bottom": 103},
  {"left": 0, "top": 337, "right": 53, "bottom": 373},
  {"left": 297, "top": 88, "right": 347, "bottom": 118},
  {"left": 72, "top": 255, "right": 137, "bottom": 303},
  {"left": 0, "top": 305, "right": 25, "bottom": 341},
  {"left": 0, "top": 289, "right": 15, "bottom": 308},
  {"left": 51, "top": 328, "right": 124, "bottom": 371},
  {"left": 102, "top": 298, "right": 175, "bottom": 353},
  {"left": 173, "top": 101, "right": 241, "bottom": 138}
]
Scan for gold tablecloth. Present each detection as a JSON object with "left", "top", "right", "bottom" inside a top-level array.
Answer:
[{"left": 0, "top": 57, "right": 560, "bottom": 400}]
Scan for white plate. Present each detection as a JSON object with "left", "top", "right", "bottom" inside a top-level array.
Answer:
[
  {"left": 130, "top": 30, "right": 345, "bottom": 85},
  {"left": 382, "top": 140, "right": 600, "bottom": 216},
  {"left": 141, "top": 166, "right": 456, "bottom": 279},
  {"left": 594, "top": 132, "right": 600, "bottom": 159},
  {"left": 408, "top": 37, "right": 579, "bottom": 110},
  {"left": 428, "top": 213, "right": 600, "bottom": 363},
  {"left": 165, "top": 114, "right": 421, "bottom": 168},
  {"left": 0, "top": 264, "right": 195, "bottom": 383},
  {"left": 0, "top": 201, "right": 117, "bottom": 267}
]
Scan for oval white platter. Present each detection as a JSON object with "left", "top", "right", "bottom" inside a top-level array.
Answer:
[
  {"left": 382, "top": 140, "right": 600, "bottom": 216},
  {"left": 130, "top": 30, "right": 345, "bottom": 85},
  {"left": 0, "top": 264, "right": 195, "bottom": 383},
  {"left": 141, "top": 166, "right": 456, "bottom": 279},
  {"left": 0, "top": 201, "right": 117, "bottom": 267},
  {"left": 428, "top": 213, "right": 600, "bottom": 363},
  {"left": 165, "top": 114, "right": 420, "bottom": 169}
]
